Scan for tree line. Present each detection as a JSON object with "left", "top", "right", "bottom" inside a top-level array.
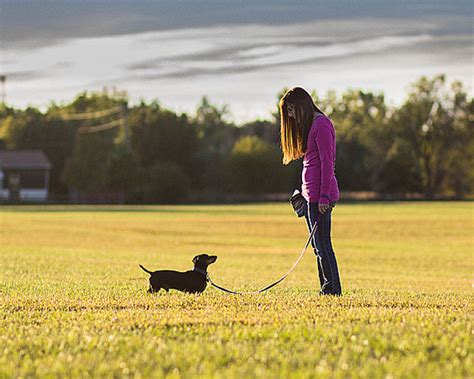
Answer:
[{"left": 0, "top": 74, "right": 472, "bottom": 202}]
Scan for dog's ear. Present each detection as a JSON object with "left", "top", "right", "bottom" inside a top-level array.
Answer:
[
  {"left": 192, "top": 256, "right": 198, "bottom": 264},
  {"left": 207, "top": 255, "right": 217, "bottom": 264}
]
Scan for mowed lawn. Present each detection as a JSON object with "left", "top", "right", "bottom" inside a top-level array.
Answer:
[{"left": 0, "top": 202, "right": 472, "bottom": 378}]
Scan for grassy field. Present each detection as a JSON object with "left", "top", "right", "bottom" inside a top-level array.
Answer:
[{"left": 0, "top": 202, "right": 472, "bottom": 378}]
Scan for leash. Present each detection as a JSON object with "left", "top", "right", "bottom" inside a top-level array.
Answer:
[{"left": 206, "top": 219, "right": 319, "bottom": 294}]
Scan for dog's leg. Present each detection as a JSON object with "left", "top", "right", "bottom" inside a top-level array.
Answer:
[{"left": 148, "top": 283, "right": 160, "bottom": 294}]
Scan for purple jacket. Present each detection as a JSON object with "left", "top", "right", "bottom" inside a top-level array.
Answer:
[{"left": 301, "top": 114, "right": 340, "bottom": 205}]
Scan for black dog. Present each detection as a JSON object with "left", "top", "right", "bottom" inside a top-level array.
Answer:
[{"left": 139, "top": 254, "right": 217, "bottom": 294}]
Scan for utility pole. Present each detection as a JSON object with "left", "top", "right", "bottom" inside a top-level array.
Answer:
[
  {"left": 122, "top": 103, "right": 131, "bottom": 151},
  {"left": 0, "top": 75, "right": 6, "bottom": 106}
]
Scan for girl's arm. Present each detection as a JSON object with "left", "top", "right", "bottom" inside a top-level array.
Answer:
[{"left": 315, "top": 118, "right": 335, "bottom": 206}]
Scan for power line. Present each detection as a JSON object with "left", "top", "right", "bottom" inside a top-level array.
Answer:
[
  {"left": 60, "top": 106, "right": 122, "bottom": 121},
  {"left": 78, "top": 118, "right": 124, "bottom": 134},
  {"left": 61, "top": 104, "right": 131, "bottom": 149}
]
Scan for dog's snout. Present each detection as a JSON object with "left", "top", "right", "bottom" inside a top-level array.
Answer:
[{"left": 207, "top": 255, "right": 217, "bottom": 264}]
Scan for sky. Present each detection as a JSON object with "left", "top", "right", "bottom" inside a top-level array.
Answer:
[{"left": 1, "top": 1, "right": 473, "bottom": 122}]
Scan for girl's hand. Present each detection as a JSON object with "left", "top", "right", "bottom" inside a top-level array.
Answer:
[{"left": 318, "top": 203, "right": 330, "bottom": 214}]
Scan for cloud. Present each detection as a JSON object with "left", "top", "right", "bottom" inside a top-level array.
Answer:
[
  {"left": 4, "top": 70, "right": 46, "bottom": 82},
  {"left": 2, "top": 61, "right": 72, "bottom": 82},
  {"left": 1, "top": 1, "right": 472, "bottom": 48},
  {"left": 129, "top": 34, "right": 435, "bottom": 81},
  {"left": 117, "top": 16, "right": 464, "bottom": 82}
]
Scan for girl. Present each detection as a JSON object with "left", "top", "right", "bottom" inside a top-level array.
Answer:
[{"left": 279, "top": 87, "right": 342, "bottom": 295}]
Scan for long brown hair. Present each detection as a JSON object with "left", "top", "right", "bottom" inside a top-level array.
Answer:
[{"left": 279, "top": 87, "right": 325, "bottom": 165}]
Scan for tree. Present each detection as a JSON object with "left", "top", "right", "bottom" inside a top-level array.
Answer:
[
  {"left": 238, "top": 119, "right": 279, "bottom": 145},
  {"left": 62, "top": 132, "right": 113, "bottom": 192},
  {"left": 129, "top": 101, "right": 199, "bottom": 181},
  {"left": 139, "top": 161, "right": 191, "bottom": 203},
  {"left": 443, "top": 83, "right": 474, "bottom": 196},
  {"left": 57, "top": 90, "right": 128, "bottom": 194},
  {"left": 193, "top": 97, "right": 238, "bottom": 190},
  {"left": 226, "top": 135, "right": 294, "bottom": 193},
  {"left": 297, "top": 89, "right": 389, "bottom": 192},
  {"left": 389, "top": 75, "right": 473, "bottom": 197},
  {"left": 106, "top": 144, "right": 140, "bottom": 194}
]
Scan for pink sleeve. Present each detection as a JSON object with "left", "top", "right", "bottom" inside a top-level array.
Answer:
[{"left": 315, "top": 119, "right": 335, "bottom": 205}]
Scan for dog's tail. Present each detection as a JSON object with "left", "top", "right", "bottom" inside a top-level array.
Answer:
[{"left": 139, "top": 264, "right": 153, "bottom": 275}]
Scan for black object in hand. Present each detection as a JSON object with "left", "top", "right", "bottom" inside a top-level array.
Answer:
[{"left": 290, "top": 189, "right": 306, "bottom": 218}]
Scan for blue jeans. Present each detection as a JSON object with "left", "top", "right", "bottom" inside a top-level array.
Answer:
[{"left": 304, "top": 202, "right": 342, "bottom": 295}]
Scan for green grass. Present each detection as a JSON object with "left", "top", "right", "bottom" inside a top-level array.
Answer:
[{"left": 0, "top": 202, "right": 472, "bottom": 378}]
